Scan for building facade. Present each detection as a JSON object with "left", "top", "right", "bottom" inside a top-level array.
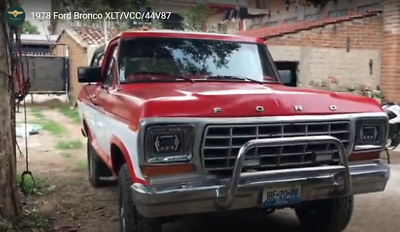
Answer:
[
  {"left": 238, "top": 0, "right": 400, "bottom": 102},
  {"left": 151, "top": 0, "right": 247, "bottom": 33}
]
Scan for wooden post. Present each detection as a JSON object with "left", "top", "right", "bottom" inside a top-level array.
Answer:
[{"left": 0, "top": 1, "right": 23, "bottom": 222}]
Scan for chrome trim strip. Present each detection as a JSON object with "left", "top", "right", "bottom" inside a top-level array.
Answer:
[
  {"left": 147, "top": 154, "right": 191, "bottom": 164},
  {"left": 354, "top": 144, "right": 383, "bottom": 151}
]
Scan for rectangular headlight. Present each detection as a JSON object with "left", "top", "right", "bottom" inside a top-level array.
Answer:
[
  {"left": 354, "top": 120, "right": 387, "bottom": 150},
  {"left": 144, "top": 124, "right": 194, "bottom": 164}
]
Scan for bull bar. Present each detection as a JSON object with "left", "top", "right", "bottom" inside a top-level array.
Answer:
[{"left": 131, "top": 135, "right": 390, "bottom": 218}]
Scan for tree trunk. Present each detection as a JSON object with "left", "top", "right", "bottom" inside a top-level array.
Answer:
[{"left": 0, "top": 6, "right": 23, "bottom": 222}]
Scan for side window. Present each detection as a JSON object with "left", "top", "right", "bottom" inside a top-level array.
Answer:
[
  {"left": 97, "top": 54, "right": 104, "bottom": 66},
  {"left": 90, "top": 52, "right": 104, "bottom": 66},
  {"left": 103, "top": 47, "right": 117, "bottom": 85},
  {"left": 90, "top": 52, "right": 99, "bottom": 66}
]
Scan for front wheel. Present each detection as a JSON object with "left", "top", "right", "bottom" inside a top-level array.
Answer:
[
  {"left": 118, "top": 164, "right": 162, "bottom": 232},
  {"left": 87, "top": 140, "right": 109, "bottom": 187},
  {"left": 295, "top": 196, "right": 354, "bottom": 232}
]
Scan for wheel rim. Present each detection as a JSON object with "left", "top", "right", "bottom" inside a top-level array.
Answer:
[
  {"left": 88, "top": 157, "right": 94, "bottom": 175},
  {"left": 120, "top": 195, "right": 126, "bottom": 232},
  {"left": 88, "top": 156, "right": 95, "bottom": 179}
]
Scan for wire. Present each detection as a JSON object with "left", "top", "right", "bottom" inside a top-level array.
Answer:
[
  {"left": 0, "top": 12, "right": 35, "bottom": 195},
  {"left": 15, "top": 28, "right": 35, "bottom": 195}
]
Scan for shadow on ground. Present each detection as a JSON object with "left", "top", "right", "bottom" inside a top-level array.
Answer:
[{"left": 163, "top": 210, "right": 304, "bottom": 232}]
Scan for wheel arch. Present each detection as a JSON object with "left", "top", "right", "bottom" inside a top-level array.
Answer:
[
  {"left": 110, "top": 135, "right": 147, "bottom": 185},
  {"left": 82, "top": 119, "right": 89, "bottom": 138}
]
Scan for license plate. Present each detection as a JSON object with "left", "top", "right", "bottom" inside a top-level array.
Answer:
[{"left": 261, "top": 184, "right": 301, "bottom": 208}]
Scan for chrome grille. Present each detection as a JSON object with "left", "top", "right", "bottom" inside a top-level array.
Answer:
[{"left": 201, "top": 121, "right": 351, "bottom": 172}]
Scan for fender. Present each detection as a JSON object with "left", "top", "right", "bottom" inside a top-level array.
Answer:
[
  {"left": 82, "top": 116, "right": 89, "bottom": 138},
  {"left": 83, "top": 117, "right": 114, "bottom": 169},
  {"left": 110, "top": 135, "right": 147, "bottom": 186},
  {"left": 81, "top": 113, "right": 91, "bottom": 139}
]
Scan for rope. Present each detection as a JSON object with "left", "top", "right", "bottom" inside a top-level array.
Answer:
[{"left": 1, "top": 18, "right": 35, "bottom": 195}]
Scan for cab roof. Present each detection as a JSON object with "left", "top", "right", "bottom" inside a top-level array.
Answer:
[{"left": 114, "top": 29, "right": 265, "bottom": 44}]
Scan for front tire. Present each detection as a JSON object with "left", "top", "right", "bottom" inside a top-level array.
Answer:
[
  {"left": 87, "top": 140, "right": 109, "bottom": 187},
  {"left": 295, "top": 196, "right": 354, "bottom": 232},
  {"left": 118, "top": 164, "right": 161, "bottom": 232}
]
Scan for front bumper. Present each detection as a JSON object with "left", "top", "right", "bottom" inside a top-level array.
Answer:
[{"left": 131, "top": 136, "right": 390, "bottom": 218}]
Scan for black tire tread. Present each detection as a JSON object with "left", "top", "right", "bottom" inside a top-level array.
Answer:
[
  {"left": 118, "top": 164, "right": 161, "bottom": 232},
  {"left": 295, "top": 196, "right": 354, "bottom": 232},
  {"left": 87, "top": 140, "right": 109, "bottom": 187}
]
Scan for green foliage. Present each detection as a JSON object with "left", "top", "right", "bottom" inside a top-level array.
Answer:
[
  {"left": 151, "top": 19, "right": 164, "bottom": 29},
  {"left": 55, "top": 0, "right": 145, "bottom": 14},
  {"left": 181, "top": 3, "right": 210, "bottom": 32},
  {"left": 20, "top": 21, "right": 40, "bottom": 34},
  {"left": 9, "top": 0, "right": 20, "bottom": 6},
  {"left": 117, "top": 23, "right": 129, "bottom": 32}
]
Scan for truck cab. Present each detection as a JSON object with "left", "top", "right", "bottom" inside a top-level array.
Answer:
[{"left": 77, "top": 29, "right": 390, "bottom": 232}]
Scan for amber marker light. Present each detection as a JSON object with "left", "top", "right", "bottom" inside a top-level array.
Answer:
[
  {"left": 347, "top": 151, "right": 381, "bottom": 162},
  {"left": 141, "top": 164, "right": 195, "bottom": 177}
]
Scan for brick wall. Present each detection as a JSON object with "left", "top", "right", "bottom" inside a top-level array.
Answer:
[
  {"left": 247, "top": 0, "right": 381, "bottom": 25},
  {"left": 380, "top": 0, "right": 400, "bottom": 102},
  {"left": 267, "top": 15, "right": 382, "bottom": 49},
  {"left": 243, "top": 0, "right": 400, "bottom": 102},
  {"left": 266, "top": 15, "right": 382, "bottom": 89}
]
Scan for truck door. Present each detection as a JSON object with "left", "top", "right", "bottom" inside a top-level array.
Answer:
[{"left": 93, "top": 45, "right": 118, "bottom": 156}]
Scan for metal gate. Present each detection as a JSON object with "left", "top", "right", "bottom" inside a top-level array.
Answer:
[{"left": 22, "top": 51, "right": 69, "bottom": 93}]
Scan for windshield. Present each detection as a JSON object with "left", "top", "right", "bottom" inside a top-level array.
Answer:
[{"left": 117, "top": 37, "right": 279, "bottom": 83}]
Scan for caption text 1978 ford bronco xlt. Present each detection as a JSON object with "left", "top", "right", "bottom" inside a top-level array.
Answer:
[{"left": 77, "top": 29, "right": 390, "bottom": 232}]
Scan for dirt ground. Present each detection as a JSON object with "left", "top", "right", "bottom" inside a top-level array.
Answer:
[
  {"left": 9, "top": 106, "right": 400, "bottom": 232},
  {"left": 14, "top": 106, "right": 119, "bottom": 232}
]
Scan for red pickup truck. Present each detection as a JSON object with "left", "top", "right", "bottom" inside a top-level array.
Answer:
[{"left": 77, "top": 29, "right": 390, "bottom": 232}]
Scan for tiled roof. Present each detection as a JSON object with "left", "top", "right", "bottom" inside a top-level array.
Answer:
[
  {"left": 236, "top": 11, "right": 381, "bottom": 39},
  {"left": 68, "top": 27, "right": 119, "bottom": 46}
]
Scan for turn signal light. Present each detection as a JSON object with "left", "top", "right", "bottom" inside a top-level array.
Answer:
[{"left": 348, "top": 151, "right": 381, "bottom": 162}]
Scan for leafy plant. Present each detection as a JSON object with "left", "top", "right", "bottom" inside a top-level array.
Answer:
[
  {"left": 151, "top": 19, "right": 164, "bottom": 29},
  {"left": 181, "top": 3, "right": 211, "bottom": 32},
  {"left": 20, "top": 21, "right": 40, "bottom": 35}
]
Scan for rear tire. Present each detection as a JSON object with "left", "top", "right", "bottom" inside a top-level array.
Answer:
[
  {"left": 295, "top": 196, "right": 354, "bottom": 232},
  {"left": 87, "top": 140, "right": 109, "bottom": 187},
  {"left": 118, "top": 164, "right": 162, "bottom": 232}
]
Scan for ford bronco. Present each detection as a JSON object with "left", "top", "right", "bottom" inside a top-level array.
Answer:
[{"left": 77, "top": 29, "right": 390, "bottom": 232}]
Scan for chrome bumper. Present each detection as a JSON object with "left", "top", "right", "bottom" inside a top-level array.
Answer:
[{"left": 131, "top": 136, "right": 390, "bottom": 218}]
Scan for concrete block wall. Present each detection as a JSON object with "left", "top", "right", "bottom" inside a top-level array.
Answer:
[{"left": 266, "top": 15, "right": 382, "bottom": 89}]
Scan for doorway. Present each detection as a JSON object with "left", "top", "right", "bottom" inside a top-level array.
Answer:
[{"left": 275, "top": 61, "right": 299, "bottom": 87}]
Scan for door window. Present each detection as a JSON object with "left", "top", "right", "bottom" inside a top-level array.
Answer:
[{"left": 103, "top": 47, "right": 117, "bottom": 86}]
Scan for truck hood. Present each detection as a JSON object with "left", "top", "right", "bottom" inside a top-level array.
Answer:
[{"left": 118, "top": 82, "right": 382, "bottom": 118}]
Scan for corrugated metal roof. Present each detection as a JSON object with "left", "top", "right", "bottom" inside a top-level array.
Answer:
[{"left": 19, "top": 34, "right": 59, "bottom": 44}]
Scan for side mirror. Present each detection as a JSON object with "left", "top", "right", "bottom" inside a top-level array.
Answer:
[
  {"left": 278, "top": 70, "right": 297, "bottom": 87},
  {"left": 78, "top": 67, "right": 101, "bottom": 83}
]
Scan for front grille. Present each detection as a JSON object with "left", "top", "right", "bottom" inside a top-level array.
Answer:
[{"left": 201, "top": 121, "right": 351, "bottom": 172}]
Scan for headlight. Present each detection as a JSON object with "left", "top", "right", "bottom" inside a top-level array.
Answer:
[
  {"left": 144, "top": 125, "right": 194, "bottom": 164},
  {"left": 354, "top": 120, "right": 387, "bottom": 150}
]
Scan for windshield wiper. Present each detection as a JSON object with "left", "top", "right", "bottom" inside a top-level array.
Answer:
[
  {"left": 205, "top": 75, "right": 263, "bottom": 84},
  {"left": 132, "top": 71, "right": 194, "bottom": 83}
]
